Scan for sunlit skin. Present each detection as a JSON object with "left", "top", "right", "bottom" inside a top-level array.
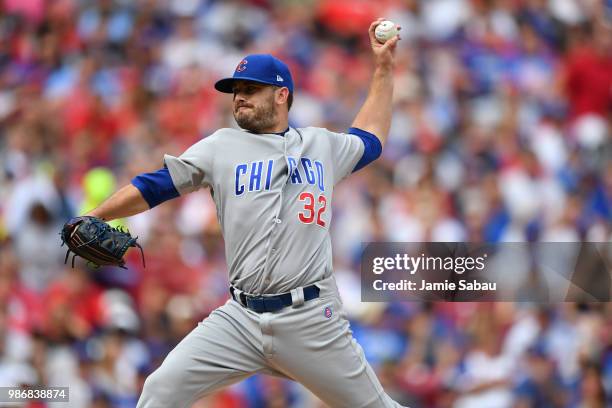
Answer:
[{"left": 232, "top": 80, "right": 290, "bottom": 134}]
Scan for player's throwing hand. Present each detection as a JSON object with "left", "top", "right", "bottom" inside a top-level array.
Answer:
[{"left": 369, "top": 18, "right": 401, "bottom": 69}]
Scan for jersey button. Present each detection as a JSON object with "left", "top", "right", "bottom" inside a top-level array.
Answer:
[{"left": 274, "top": 218, "right": 282, "bottom": 224}]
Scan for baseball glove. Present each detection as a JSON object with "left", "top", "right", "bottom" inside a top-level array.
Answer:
[{"left": 60, "top": 216, "right": 145, "bottom": 269}]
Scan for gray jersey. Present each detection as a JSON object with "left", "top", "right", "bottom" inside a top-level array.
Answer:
[{"left": 164, "top": 127, "right": 364, "bottom": 294}]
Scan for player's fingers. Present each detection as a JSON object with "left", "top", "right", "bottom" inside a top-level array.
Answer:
[
  {"left": 382, "top": 33, "right": 400, "bottom": 46},
  {"left": 368, "top": 18, "right": 386, "bottom": 35},
  {"left": 382, "top": 35, "right": 400, "bottom": 51}
]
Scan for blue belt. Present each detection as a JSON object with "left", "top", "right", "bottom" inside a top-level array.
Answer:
[{"left": 230, "top": 285, "right": 320, "bottom": 313}]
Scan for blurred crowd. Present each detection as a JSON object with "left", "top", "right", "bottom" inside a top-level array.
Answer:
[{"left": 0, "top": 0, "right": 610, "bottom": 407}]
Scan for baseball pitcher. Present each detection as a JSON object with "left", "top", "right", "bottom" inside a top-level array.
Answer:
[{"left": 67, "top": 20, "right": 405, "bottom": 407}]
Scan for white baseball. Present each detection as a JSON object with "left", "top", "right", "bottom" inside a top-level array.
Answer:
[{"left": 374, "top": 20, "right": 398, "bottom": 43}]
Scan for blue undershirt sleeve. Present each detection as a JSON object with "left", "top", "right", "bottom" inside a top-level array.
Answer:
[
  {"left": 131, "top": 166, "right": 180, "bottom": 208},
  {"left": 348, "top": 127, "right": 382, "bottom": 172}
]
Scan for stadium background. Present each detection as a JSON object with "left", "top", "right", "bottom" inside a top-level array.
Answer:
[{"left": 0, "top": 0, "right": 610, "bottom": 407}]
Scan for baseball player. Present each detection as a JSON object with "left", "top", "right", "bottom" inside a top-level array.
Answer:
[{"left": 85, "top": 19, "right": 404, "bottom": 407}]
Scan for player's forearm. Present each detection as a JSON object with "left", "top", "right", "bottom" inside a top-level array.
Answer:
[
  {"left": 351, "top": 65, "right": 394, "bottom": 146},
  {"left": 86, "top": 184, "right": 150, "bottom": 221}
]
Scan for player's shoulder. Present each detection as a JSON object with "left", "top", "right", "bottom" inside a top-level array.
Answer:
[
  {"left": 179, "top": 129, "right": 236, "bottom": 156},
  {"left": 295, "top": 126, "right": 342, "bottom": 138},
  {"left": 192, "top": 128, "right": 242, "bottom": 145},
  {"left": 208, "top": 127, "right": 244, "bottom": 139}
]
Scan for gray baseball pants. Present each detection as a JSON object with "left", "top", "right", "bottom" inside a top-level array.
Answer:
[{"left": 136, "top": 275, "right": 404, "bottom": 407}]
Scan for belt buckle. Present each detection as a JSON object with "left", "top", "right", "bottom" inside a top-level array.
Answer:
[
  {"left": 265, "top": 296, "right": 285, "bottom": 312},
  {"left": 246, "top": 295, "right": 286, "bottom": 313},
  {"left": 246, "top": 295, "right": 266, "bottom": 313}
]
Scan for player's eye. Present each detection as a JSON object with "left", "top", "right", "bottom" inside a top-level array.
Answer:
[{"left": 233, "top": 85, "right": 259, "bottom": 96}]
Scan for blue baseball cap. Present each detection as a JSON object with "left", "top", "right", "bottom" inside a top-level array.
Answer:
[{"left": 215, "top": 54, "right": 294, "bottom": 94}]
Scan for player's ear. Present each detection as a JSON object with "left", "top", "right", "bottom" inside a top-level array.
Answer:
[{"left": 275, "top": 87, "right": 290, "bottom": 107}]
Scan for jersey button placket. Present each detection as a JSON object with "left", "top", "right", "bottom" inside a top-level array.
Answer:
[{"left": 260, "top": 135, "right": 290, "bottom": 293}]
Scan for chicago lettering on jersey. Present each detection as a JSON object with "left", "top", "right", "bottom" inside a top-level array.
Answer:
[
  {"left": 287, "top": 156, "right": 325, "bottom": 191},
  {"left": 235, "top": 159, "right": 274, "bottom": 196},
  {"left": 234, "top": 157, "right": 324, "bottom": 196}
]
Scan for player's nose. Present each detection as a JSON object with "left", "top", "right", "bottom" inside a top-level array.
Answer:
[
  {"left": 233, "top": 89, "right": 247, "bottom": 100},
  {"left": 234, "top": 94, "right": 252, "bottom": 108}
]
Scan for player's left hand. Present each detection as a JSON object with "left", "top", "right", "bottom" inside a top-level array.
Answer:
[
  {"left": 368, "top": 18, "right": 401, "bottom": 69},
  {"left": 60, "top": 215, "right": 145, "bottom": 269}
]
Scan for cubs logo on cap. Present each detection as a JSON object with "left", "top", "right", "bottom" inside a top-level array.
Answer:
[
  {"left": 215, "top": 54, "right": 294, "bottom": 94},
  {"left": 236, "top": 59, "right": 248, "bottom": 73}
]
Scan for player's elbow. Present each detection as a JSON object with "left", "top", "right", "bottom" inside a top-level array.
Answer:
[
  {"left": 131, "top": 167, "right": 180, "bottom": 208},
  {"left": 349, "top": 127, "right": 382, "bottom": 172}
]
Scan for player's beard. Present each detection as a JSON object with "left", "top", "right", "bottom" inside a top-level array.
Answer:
[{"left": 234, "top": 95, "right": 277, "bottom": 133}]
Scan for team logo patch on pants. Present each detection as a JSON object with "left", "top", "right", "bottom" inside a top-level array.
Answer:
[{"left": 324, "top": 306, "right": 332, "bottom": 318}]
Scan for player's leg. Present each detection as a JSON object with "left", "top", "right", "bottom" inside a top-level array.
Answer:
[
  {"left": 137, "top": 300, "right": 267, "bottom": 408},
  {"left": 270, "top": 278, "right": 406, "bottom": 408}
]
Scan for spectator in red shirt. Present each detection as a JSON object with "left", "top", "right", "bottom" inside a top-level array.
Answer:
[{"left": 563, "top": 21, "right": 612, "bottom": 120}]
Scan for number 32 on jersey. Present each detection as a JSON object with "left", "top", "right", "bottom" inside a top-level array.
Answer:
[{"left": 298, "top": 192, "right": 327, "bottom": 227}]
